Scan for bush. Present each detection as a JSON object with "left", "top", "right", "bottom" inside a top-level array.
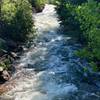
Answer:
[
  {"left": 56, "top": 0, "right": 87, "bottom": 6},
  {"left": 1, "top": 0, "right": 34, "bottom": 42},
  {"left": 0, "top": 58, "right": 11, "bottom": 70},
  {"left": 56, "top": 1, "right": 81, "bottom": 38},
  {"left": 75, "top": 1, "right": 100, "bottom": 62},
  {"left": 56, "top": 0, "right": 100, "bottom": 71}
]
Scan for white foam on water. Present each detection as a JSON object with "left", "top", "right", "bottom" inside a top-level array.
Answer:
[
  {"left": 34, "top": 4, "right": 59, "bottom": 34},
  {"left": 2, "top": 4, "right": 79, "bottom": 100}
]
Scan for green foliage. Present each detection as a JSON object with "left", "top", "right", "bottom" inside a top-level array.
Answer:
[
  {"left": 76, "top": 48, "right": 93, "bottom": 60},
  {"left": 75, "top": 1, "right": 100, "bottom": 61},
  {"left": 1, "top": 0, "right": 34, "bottom": 42},
  {"left": 56, "top": 0, "right": 100, "bottom": 71},
  {"left": 0, "top": 0, "right": 35, "bottom": 71},
  {"left": 56, "top": 1, "right": 82, "bottom": 38},
  {"left": 56, "top": 0, "right": 87, "bottom": 6},
  {"left": 0, "top": 58, "right": 11, "bottom": 70},
  {"left": 0, "top": 0, "right": 35, "bottom": 72},
  {"left": 89, "top": 61, "right": 98, "bottom": 72}
]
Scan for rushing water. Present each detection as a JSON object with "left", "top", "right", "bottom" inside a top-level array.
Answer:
[{"left": 1, "top": 4, "right": 100, "bottom": 100}]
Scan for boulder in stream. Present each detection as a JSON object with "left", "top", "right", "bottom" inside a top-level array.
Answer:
[{"left": 0, "top": 69, "right": 11, "bottom": 84}]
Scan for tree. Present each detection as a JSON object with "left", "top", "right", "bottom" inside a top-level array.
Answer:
[{"left": 1, "top": 0, "right": 34, "bottom": 42}]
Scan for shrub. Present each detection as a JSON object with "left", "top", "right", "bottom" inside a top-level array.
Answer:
[
  {"left": 75, "top": 1, "right": 100, "bottom": 61},
  {"left": 56, "top": 0, "right": 100, "bottom": 71},
  {"left": 56, "top": 1, "right": 81, "bottom": 38},
  {"left": 1, "top": 0, "right": 34, "bottom": 42},
  {"left": 0, "top": 58, "right": 11, "bottom": 70}
]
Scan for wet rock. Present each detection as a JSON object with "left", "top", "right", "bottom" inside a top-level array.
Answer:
[
  {"left": 35, "top": 6, "right": 45, "bottom": 13},
  {"left": 10, "top": 52, "right": 17, "bottom": 59},
  {"left": 8, "top": 51, "right": 20, "bottom": 60},
  {"left": 2, "top": 70, "right": 10, "bottom": 81},
  {"left": 23, "top": 47, "right": 28, "bottom": 51},
  {"left": 6, "top": 40, "right": 17, "bottom": 49},
  {"left": 17, "top": 45, "right": 24, "bottom": 52},
  {"left": 0, "top": 67, "right": 3, "bottom": 72},
  {"left": 0, "top": 86, "right": 8, "bottom": 95},
  {"left": 0, "top": 70, "right": 11, "bottom": 84},
  {"left": 32, "top": 7, "right": 37, "bottom": 13}
]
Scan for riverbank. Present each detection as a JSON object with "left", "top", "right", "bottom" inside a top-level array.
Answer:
[
  {"left": 0, "top": 0, "right": 34, "bottom": 86},
  {"left": 0, "top": 41, "right": 27, "bottom": 93},
  {"left": 0, "top": 0, "right": 49, "bottom": 96},
  {"left": 0, "top": 1, "right": 45, "bottom": 94}
]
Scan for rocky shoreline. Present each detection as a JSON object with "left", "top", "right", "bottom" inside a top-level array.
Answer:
[
  {"left": 0, "top": 4, "right": 45, "bottom": 95},
  {"left": 0, "top": 41, "right": 28, "bottom": 94}
]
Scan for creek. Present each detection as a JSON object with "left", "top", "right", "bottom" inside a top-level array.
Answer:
[{"left": 1, "top": 4, "right": 100, "bottom": 100}]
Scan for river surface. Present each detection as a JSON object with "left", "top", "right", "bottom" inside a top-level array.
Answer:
[{"left": 1, "top": 4, "right": 100, "bottom": 100}]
